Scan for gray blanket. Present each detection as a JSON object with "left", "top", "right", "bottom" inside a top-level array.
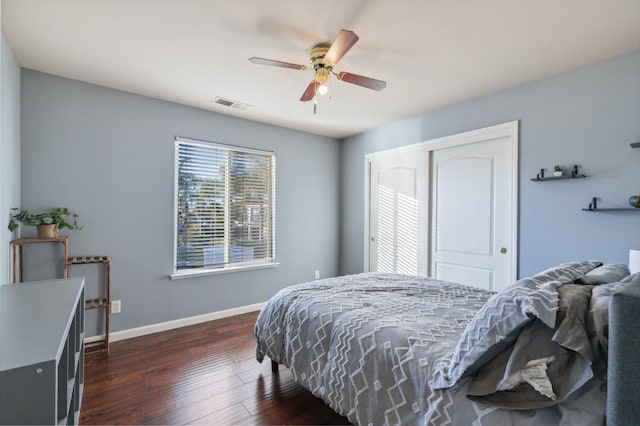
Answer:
[
  {"left": 255, "top": 268, "right": 608, "bottom": 425},
  {"left": 467, "top": 284, "right": 599, "bottom": 408}
]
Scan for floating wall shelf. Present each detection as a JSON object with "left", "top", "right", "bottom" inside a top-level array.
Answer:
[
  {"left": 631, "top": 142, "right": 640, "bottom": 148},
  {"left": 531, "top": 175, "right": 586, "bottom": 182},
  {"left": 531, "top": 165, "right": 585, "bottom": 182},
  {"left": 582, "top": 208, "right": 640, "bottom": 212},
  {"left": 582, "top": 197, "right": 640, "bottom": 212}
]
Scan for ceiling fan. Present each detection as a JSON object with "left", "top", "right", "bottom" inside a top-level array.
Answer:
[{"left": 249, "top": 30, "right": 386, "bottom": 112}]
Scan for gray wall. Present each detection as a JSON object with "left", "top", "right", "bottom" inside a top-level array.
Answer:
[
  {"left": 20, "top": 70, "right": 340, "bottom": 335},
  {"left": 15, "top": 50, "right": 640, "bottom": 335},
  {"left": 340, "top": 50, "right": 640, "bottom": 278},
  {"left": 0, "top": 33, "right": 21, "bottom": 285}
]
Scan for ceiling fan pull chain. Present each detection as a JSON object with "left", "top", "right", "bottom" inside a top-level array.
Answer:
[{"left": 313, "top": 98, "right": 317, "bottom": 115}]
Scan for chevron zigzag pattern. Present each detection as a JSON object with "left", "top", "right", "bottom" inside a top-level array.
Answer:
[{"left": 256, "top": 272, "right": 496, "bottom": 425}]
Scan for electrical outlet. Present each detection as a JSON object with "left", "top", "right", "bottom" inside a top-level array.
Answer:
[
  {"left": 111, "top": 300, "right": 121, "bottom": 314},
  {"left": 315, "top": 270, "right": 320, "bottom": 280}
]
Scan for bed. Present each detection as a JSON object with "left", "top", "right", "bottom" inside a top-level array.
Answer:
[{"left": 254, "top": 261, "right": 640, "bottom": 425}]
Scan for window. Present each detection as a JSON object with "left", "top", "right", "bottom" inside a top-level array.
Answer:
[{"left": 173, "top": 137, "right": 276, "bottom": 277}]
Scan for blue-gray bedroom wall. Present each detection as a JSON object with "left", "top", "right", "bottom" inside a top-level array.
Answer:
[
  {"left": 0, "top": 34, "right": 20, "bottom": 286},
  {"left": 20, "top": 70, "right": 340, "bottom": 335},
  {"left": 340, "top": 50, "right": 640, "bottom": 278}
]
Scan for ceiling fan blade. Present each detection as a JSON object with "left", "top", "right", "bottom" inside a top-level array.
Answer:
[
  {"left": 323, "top": 30, "right": 359, "bottom": 66},
  {"left": 248, "top": 57, "right": 308, "bottom": 70},
  {"left": 300, "top": 81, "right": 316, "bottom": 102},
  {"left": 338, "top": 72, "right": 387, "bottom": 91}
]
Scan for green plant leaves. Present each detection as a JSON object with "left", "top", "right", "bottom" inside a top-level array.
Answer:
[{"left": 7, "top": 207, "right": 82, "bottom": 231}]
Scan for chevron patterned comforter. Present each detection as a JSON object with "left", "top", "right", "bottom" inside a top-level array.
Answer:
[{"left": 255, "top": 266, "right": 611, "bottom": 425}]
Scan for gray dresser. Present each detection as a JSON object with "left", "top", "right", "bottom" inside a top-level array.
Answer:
[{"left": 0, "top": 277, "right": 85, "bottom": 425}]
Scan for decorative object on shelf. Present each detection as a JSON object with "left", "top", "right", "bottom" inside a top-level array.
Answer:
[
  {"left": 553, "top": 165, "right": 563, "bottom": 177},
  {"left": 630, "top": 249, "right": 640, "bottom": 274},
  {"left": 582, "top": 197, "right": 640, "bottom": 212},
  {"left": 8, "top": 207, "right": 82, "bottom": 239},
  {"left": 569, "top": 165, "right": 581, "bottom": 177},
  {"left": 531, "top": 165, "right": 586, "bottom": 182},
  {"left": 630, "top": 195, "right": 640, "bottom": 208}
]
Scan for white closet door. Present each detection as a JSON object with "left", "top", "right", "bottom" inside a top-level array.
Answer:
[
  {"left": 368, "top": 148, "right": 429, "bottom": 276},
  {"left": 431, "top": 136, "right": 515, "bottom": 291}
]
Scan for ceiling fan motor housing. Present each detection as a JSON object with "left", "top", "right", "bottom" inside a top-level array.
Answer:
[
  {"left": 310, "top": 43, "right": 331, "bottom": 84},
  {"left": 309, "top": 43, "right": 330, "bottom": 66}
]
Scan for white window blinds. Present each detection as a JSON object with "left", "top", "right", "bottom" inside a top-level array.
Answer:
[{"left": 174, "top": 137, "right": 276, "bottom": 273}]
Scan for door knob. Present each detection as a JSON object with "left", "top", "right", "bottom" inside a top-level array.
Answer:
[{"left": 500, "top": 247, "right": 507, "bottom": 254}]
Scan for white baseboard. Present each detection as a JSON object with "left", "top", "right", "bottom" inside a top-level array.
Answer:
[{"left": 84, "top": 301, "right": 266, "bottom": 344}]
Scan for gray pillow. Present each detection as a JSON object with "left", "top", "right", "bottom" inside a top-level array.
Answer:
[
  {"left": 430, "top": 260, "right": 602, "bottom": 390},
  {"left": 575, "top": 263, "right": 630, "bottom": 285}
]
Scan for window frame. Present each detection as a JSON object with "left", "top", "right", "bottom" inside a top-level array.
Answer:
[{"left": 170, "top": 136, "right": 277, "bottom": 280}]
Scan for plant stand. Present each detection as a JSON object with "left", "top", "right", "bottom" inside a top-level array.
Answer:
[
  {"left": 67, "top": 256, "right": 111, "bottom": 354},
  {"left": 11, "top": 237, "right": 69, "bottom": 283}
]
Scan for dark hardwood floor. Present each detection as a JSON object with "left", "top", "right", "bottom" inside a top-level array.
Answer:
[{"left": 80, "top": 311, "right": 351, "bottom": 425}]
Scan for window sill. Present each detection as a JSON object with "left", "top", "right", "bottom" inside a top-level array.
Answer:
[{"left": 169, "top": 262, "right": 280, "bottom": 280}]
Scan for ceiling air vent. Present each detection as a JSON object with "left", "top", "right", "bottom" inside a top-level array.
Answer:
[{"left": 211, "top": 97, "right": 253, "bottom": 111}]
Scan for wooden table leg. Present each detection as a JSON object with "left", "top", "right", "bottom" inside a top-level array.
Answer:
[
  {"left": 105, "top": 259, "right": 111, "bottom": 354},
  {"left": 62, "top": 240, "right": 68, "bottom": 278},
  {"left": 12, "top": 242, "right": 17, "bottom": 283},
  {"left": 18, "top": 243, "right": 24, "bottom": 283}
]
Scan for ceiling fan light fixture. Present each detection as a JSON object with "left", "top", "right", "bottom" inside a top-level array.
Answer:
[
  {"left": 316, "top": 83, "right": 329, "bottom": 96},
  {"left": 314, "top": 67, "right": 330, "bottom": 96}
]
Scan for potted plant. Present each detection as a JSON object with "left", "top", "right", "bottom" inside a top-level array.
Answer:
[
  {"left": 553, "top": 165, "right": 563, "bottom": 177},
  {"left": 8, "top": 207, "right": 82, "bottom": 239}
]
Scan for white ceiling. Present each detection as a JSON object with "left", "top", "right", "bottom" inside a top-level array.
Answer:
[{"left": 2, "top": 0, "right": 639, "bottom": 139}]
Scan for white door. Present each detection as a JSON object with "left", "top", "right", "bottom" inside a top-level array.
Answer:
[
  {"left": 367, "top": 147, "right": 429, "bottom": 276},
  {"left": 431, "top": 135, "right": 516, "bottom": 291}
]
